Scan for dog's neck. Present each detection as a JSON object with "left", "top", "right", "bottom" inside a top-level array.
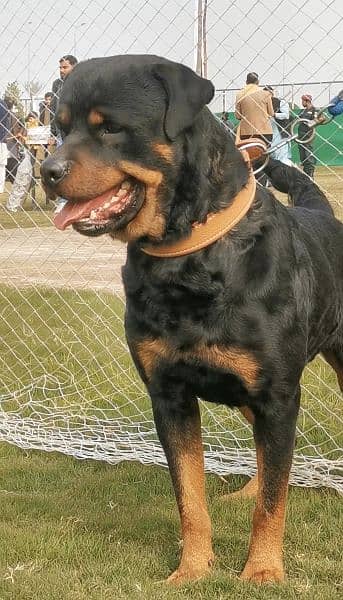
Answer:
[
  {"left": 142, "top": 168, "right": 256, "bottom": 257},
  {"left": 142, "top": 113, "right": 255, "bottom": 256}
]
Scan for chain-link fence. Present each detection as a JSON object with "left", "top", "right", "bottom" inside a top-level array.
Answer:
[{"left": 0, "top": 0, "right": 342, "bottom": 493}]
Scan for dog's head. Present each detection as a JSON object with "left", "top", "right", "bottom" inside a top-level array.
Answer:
[
  {"left": 42, "top": 54, "right": 239, "bottom": 242},
  {"left": 42, "top": 55, "right": 248, "bottom": 243}
]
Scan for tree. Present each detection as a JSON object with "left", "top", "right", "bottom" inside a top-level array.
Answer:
[
  {"left": 4, "top": 81, "right": 25, "bottom": 121},
  {"left": 23, "top": 79, "right": 43, "bottom": 111}
]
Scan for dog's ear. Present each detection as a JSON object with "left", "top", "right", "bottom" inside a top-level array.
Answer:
[{"left": 152, "top": 62, "right": 215, "bottom": 140}]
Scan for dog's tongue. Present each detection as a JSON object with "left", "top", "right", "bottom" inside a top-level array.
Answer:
[{"left": 53, "top": 188, "right": 116, "bottom": 230}]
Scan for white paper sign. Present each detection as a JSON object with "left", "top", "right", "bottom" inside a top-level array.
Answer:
[{"left": 26, "top": 126, "right": 51, "bottom": 145}]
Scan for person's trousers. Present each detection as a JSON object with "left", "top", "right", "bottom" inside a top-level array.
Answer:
[
  {"left": 0, "top": 142, "right": 8, "bottom": 193},
  {"left": 6, "top": 148, "right": 32, "bottom": 210},
  {"left": 298, "top": 143, "right": 316, "bottom": 177}
]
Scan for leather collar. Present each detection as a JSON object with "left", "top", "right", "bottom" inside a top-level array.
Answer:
[{"left": 142, "top": 167, "right": 256, "bottom": 258}]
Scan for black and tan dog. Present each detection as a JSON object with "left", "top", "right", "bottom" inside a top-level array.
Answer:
[{"left": 41, "top": 55, "right": 343, "bottom": 585}]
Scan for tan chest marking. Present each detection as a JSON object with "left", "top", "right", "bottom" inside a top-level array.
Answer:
[{"left": 136, "top": 338, "right": 260, "bottom": 391}]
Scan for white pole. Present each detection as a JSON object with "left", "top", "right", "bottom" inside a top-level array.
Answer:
[
  {"left": 203, "top": 0, "right": 208, "bottom": 78},
  {"left": 196, "top": 0, "right": 203, "bottom": 75}
]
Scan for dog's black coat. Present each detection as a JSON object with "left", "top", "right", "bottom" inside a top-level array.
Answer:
[
  {"left": 264, "top": 157, "right": 335, "bottom": 214},
  {"left": 41, "top": 56, "right": 343, "bottom": 584}
]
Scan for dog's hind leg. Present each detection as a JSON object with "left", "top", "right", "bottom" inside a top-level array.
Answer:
[
  {"left": 222, "top": 406, "right": 258, "bottom": 500},
  {"left": 321, "top": 346, "right": 343, "bottom": 392},
  {"left": 240, "top": 386, "right": 300, "bottom": 584}
]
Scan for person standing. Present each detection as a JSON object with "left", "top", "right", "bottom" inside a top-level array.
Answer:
[
  {"left": 3, "top": 95, "right": 21, "bottom": 183},
  {"left": 235, "top": 72, "right": 274, "bottom": 146},
  {"left": 5, "top": 112, "right": 39, "bottom": 212},
  {"left": 50, "top": 55, "right": 78, "bottom": 140},
  {"left": 264, "top": 86, "right": 292, "bottom": 165},
  {"left": 50, "top": 55, "right": 78, "bottom": 212},
  {"left": 296, "top": 94, "right": 320, "bottom": 178},
  {"left": 0, "top": 95, "right": 11, "bottom": 194},
  {"left": 39, "top": 92, "right": 53, "bottom": 127},
  {"left": 235, "top": 72, "right": 274, "bottom": 185}
]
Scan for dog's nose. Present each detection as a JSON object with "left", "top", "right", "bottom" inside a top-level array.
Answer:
[{"left": 41, "top": 157, "right": 70, "bottom": 186}]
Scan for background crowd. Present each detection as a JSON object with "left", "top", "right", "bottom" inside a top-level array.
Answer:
[
  {"left": 0, "top": 55, "right": 78, "bottom": 213},
  {"left": 1, "top": 58, "right": 342, "bottom": 212}
]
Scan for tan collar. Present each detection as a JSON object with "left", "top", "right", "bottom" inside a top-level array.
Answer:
[{"left": 141, "top": 168, "right": 256, "bottom": 258}]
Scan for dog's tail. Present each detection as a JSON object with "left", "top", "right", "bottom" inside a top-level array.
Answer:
[{"left": 264, "top": 158, "right": 334, "bottom": 216}]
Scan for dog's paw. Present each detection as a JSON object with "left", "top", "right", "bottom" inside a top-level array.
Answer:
[
  {"left": 240, "top": 560, "right": 284, "bottom": 584},
  {"left": 221, "top": 474, "right": 258, "bottom": 501},
  {"left": 166, "top": 555, "right": 214, "bottom": 585}
]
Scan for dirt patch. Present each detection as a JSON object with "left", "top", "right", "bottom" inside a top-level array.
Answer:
[{"left": 0, "top": 227, "right": 126, "bottom": 294}]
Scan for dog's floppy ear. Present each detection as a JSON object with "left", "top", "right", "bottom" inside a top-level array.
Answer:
[{"left": 153, "top": 62, "right": 215, "bottom": 140}]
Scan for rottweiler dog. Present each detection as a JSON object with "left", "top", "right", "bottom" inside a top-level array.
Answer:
[{"left": 41, "top": 55, "right": 343, "bottom": 585}]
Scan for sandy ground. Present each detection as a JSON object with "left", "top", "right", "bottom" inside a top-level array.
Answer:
[{"left": 0, "top": 227, "right": 127, "bottom": 294}]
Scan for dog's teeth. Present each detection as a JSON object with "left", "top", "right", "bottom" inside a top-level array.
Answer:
[
  {"left": 121, "top": 181, "right": 131, "bottom": 190},
  {"left": 90, "top": 210, "right": 97, "bottom": 219},
  {"left": 118, "top": 188, "right": 127, "bottom": 198},
  {"left": 103, "top": 201, "right": 110, "bottom": 209},
  {"left": 110, "top": 195, "right": 118, "bottom": 203}
]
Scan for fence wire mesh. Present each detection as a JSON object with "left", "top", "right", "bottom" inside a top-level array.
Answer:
[{"left": 0, "top": 0, "right": 342, "bottom": 493}]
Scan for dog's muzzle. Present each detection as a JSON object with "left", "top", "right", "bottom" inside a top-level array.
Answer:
[{"left": 41, "top": 156, "right": 71, "bottom": 187}]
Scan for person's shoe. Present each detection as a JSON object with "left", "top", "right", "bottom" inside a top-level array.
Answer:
[{"left": 1, "top": 205, "right": 20, "bottom": 213}]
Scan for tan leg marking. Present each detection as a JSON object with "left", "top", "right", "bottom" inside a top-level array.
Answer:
[
  {"left": 167, "top": 431, "right": 214, "bottom": 584},
  {"left": 322, "top": 350, "right": 343, "bottom": 391},
  {"left": 240, "top": 445, "right": 287, "bottom": 583},
  {"left": 222, "top": 407, "right": 258, "bottom": 500}
]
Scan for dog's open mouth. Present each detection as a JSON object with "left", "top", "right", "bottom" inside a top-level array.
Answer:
[{"left": 53, "top": 178, "right": 144, "bottom": 236}]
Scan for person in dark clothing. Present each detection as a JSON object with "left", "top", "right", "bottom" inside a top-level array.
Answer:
[
  {"left": 220, "top": 111, "right": 235, "bottom": 138},
  {"left": 328, "top": 90, "right": 343, "bottom": 116},
  {"left": 296, "top": 94, "right": 321, "bottom": 178},
  {"left": 50, "top": 55, "right": 78, "bottom": 211},
  {"left": 39, "top": 92, "right": 53, "bottom": 126},
  {"left": 4, "top": 96, "right": 29, "bottom": 184},
  {"left": 50, "top": 55, "right": 78, "bottom": 140}
]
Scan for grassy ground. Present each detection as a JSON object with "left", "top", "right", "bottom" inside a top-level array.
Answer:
[
  {"left": 0, "top": 444, "right": 342, "bottom": 600},
  {"left": 0, "top": 182, "right": 53, "bottom": 229}
]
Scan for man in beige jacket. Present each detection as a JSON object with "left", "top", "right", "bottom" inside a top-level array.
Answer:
[{"left": 235, "top": 72, "right": 274, "bottom": 145}]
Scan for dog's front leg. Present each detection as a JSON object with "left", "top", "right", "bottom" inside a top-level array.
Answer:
[
  {"left": 150, "top": 381, "right": 214, "bottom": 585},
  {"left": 241, "top": 387, "right": 300, "bottom": 584}
]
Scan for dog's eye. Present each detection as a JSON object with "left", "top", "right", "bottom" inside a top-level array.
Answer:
[{"left": 100, "top": 122, "right": 122, "bottom": 136}]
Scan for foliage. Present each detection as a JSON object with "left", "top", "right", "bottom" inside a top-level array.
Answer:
[
  {"left": 23, "top": 79, "right": 43, "bottom": 111},
  {"left": 4, "top": 81, "right": 25, "bottom": 120}
]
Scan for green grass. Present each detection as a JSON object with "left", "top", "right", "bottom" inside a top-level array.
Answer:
[
  {"left": 0, "top": 183, "right": 53, "bottom": 229},
  {"left": 0, "top": 444, "right": 342, "bottom": 600}
]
